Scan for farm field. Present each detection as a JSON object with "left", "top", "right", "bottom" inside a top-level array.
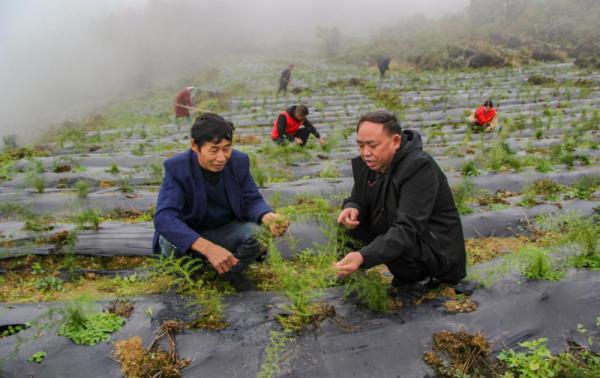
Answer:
[{"left": 1, "top": 59, "right": 598, "bottom": 377}]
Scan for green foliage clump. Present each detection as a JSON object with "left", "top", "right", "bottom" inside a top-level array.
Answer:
[
  {"left": 25, "top": 173, "right": 45, "bottom": 193},
  {"left": 451, "top": 179, "right": 475, "bottom": 215},
  {"left": 59, "top": 303, "right": 125, "bottom": 345},
  {"left": 537, "top": 213, "right": 599, "bottom": 270},
  {"left": 521, "top": 247, "right": 564, "bottom": 281},
  {"left": 34, "top": 276, "right": 64, "bottom": 292},
  {"left": 75, "top": 208, "right": 102, "bottom": 230},
  {"left": 150, "top": 254, "right": 226, "bottom": 329},
  {"left": 106, "top": 163, "right": 120, "bottom": 175},
  {"left": 360, "top": 84, "right": 406, "bottom": 115},
  {"left": 460, "top": 160, "right": 479, "bottom": 177},
  {"left": 74, "top": 179, "right": 91, "bottom": 198},
  {"left": 319, "top": 163, "right": 341, "bottom": 179},
  {"left": 484, "top": 141, "right": 521, "bottom": 172},
  {"left": 257, "top": 330, "right": 294, "bottom": 378},
  {"left": 344, "top": 270, "right": 392, "bottom": 313},
  {"left": 1, "top": 323, "right": 30, "bottom": 338},
  {"left": 258, "top": 232, "right": 337, "bottom": 331},
  {"left": 566, "top": 176, "right": 600, "bottom": 200},
  {"left": 119, "top": 177, "right": 135, "bottom": 194},
  {"left": 498, "top": 338, "right": 557, "bottom": 378},
  {"left": 28, "top": 351, "right": 47, "bottom": 363}
]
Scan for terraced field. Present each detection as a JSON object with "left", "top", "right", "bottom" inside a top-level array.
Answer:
[{"left": 1, "top": 60, "right": 598, "bottom": 377}]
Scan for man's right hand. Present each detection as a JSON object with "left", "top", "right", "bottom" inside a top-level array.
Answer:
[
  {"left": 337, "top": 208, "right": 360, "bottom": 229},
  {"left": 192, "top": 238, "right": 239, "bottom": 274},
  {"left": 293, "top": 137, "right": 303, "bottom": 145}
]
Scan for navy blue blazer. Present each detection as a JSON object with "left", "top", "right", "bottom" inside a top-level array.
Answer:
[{"left": 152, "top": 149, "right": 272, "bottom": 253}]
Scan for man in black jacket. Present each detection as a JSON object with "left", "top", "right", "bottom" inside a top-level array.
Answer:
[
  {"left": 335, "top": 111, "right": 466, "bottom": 293},
  {"left": 278, "top": 64, "right": 294, "bottom": 93},
  {"left": 377, "top": 56, "right": 391, "bottom": 78}
]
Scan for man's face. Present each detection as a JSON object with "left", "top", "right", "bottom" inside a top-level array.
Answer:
[
  {"left": 295, "top": 111, "right": 306, "bottom": 122},
  {"left": 192, "top": 138, "right": 232, "bottom": 172},
  {"left": 356, "top": 121, "right": 401, "bottom": 173}
]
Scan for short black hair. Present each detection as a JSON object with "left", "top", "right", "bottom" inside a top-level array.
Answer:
[
  {"left": 484, "top": 99, "right": 494, "bottom": 107},
  {"left": 295, "top": 105, "right": 309, "bottom": 116},
  {"left": 356, "top": 111, "right": 402, "bottom": 135},
  {"left": 191, "top": 113, "right": 235, "bottom": 147}
]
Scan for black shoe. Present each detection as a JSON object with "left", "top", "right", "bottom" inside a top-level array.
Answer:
[
  {"left": 452, "top": 280, "right": 479, "bottom": 296},
  {"left": 389, "top": 277, "right": 439, "bottom": 303},
  {"left": 223, "top": 272, "right": 255, "bottom": 292}
]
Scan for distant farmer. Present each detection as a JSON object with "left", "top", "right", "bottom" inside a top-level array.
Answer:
[
  {"left": 377, "top": 55, "right": 392, "bottom": 78},
  {"left": 468, "top": 99, "right": 498, "bottom": 131},
  {"left": 278, "top": 64, "right": 294, "bottom": 93},
  {"left": 335, "top": 111, "right": 466, "bottom": 300},
  {"left": 174, "top": 86, "right": 194, "bottom": 123},
  {"left": 271, "top": 105, "right": 325, "bottom": 147},
  {"left": 153, "top": 113, "right": 290, "bottom": 291}
]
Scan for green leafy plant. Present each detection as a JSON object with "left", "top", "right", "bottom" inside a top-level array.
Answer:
[
  {"left": 25, "top": 173, "right": 45, "bottom": 193},
  {"left": 105, "top": 163, "right": 120, "bottom": 175},
  {"left": 58, "top": 302, "right": 125, "bottom": 345},
  {"left": 460, "top": 160, "right": 479, "bottom": 177},
  {"left": 319, "top": 163, "right": 341, "bottom": 179},
  {"left": 497, "top": 338, "right": 558, "bottom": 378},
  {"left": 1, "top": 323, "right": 31, "bottom": 338},
  {"left": 34, "top": 276, "right": 64, "bottom": 292},
  {"left": 521, "top": 247, "right": 564, "bottom": 281},
  {"left": 536, "top": 213, "right": 599, "bottom": 270},
  {"left": 566, "top": 176, "right": 600, "bottom": 200},
  {"left": 451, "top": 179, "right": 475, "bottom": 215},
  {"left": 257, "top": 331, "right": 294, "bottom": 378},
  {"left": 344, "top": 270, "right": 392, "bottom": 313},
  {"left": 74, "top": 179, "right": 91, "bottom": 198},
  {"left": 28, "top": 351, "right": 47, "bottom": 363},
  {"left": 149, "top": 254, "right": 226, "bottom": 329},
  {"left": 119, "top": 176, "right": 135, "bottom": 193},
  {"left": 75, "top": 208, "right": 102, "bottom": 230},
  {"left": 484, "top": 141, "right": 521, "bottom": 172}
]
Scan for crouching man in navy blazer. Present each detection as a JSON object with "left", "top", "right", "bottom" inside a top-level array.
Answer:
[{"left": 153, "top": 113, "right": 289, "bottom": 291}]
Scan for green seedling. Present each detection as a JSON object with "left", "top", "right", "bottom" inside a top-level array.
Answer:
[
  {"left": 28, "top": 351, "right": 47, "bottom": 363},
  {"left": 34, "top": 276, "right": 64, "bottom": 292},
  {"left": 344, "top": 270, "right": 392, "bottom": 313},
  {"left": 74, "top": 179, "right": 91, "bottom": 198},
  {"left": 106, "top": 163, "right": 120, "bottom": 175}
]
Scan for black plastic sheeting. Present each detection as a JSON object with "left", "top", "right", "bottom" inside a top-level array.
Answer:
[
  {"left": 0, "top": 269, "right": 598, "bottom": 377},
  {"left": 0, "top": 199, "right": 596, "bottom": 260}
]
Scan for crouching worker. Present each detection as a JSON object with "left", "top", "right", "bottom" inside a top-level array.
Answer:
[
  {"left": 335, "top": 111, "right": 466, "bottom": 300},
  {"left": 468, "top": 99, "right": 498, "bottom": 132},
  {"left": 153, "top": 113, "right": 290, "bottom": 291},
  {"left": 271, "top": 105, "right": 325, "bottom": 147}
]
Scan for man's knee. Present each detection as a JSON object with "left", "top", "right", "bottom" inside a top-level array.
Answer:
[{"left": 159, "top": 235, "right": 179, "bottom": 258}]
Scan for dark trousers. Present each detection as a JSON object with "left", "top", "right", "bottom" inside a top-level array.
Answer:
[
  {"left": 378, "top": 66, "right": 388, "bottom": 78},
  {"left": 346, "top": 225, "right": 429, "bottom": 286},
  {"left": 158, "top": 220, "right": 264, "bottom": 274},
  {"left": 278, "top": 80, "right": 288, "bottom": 93},
  {"left": 273, "top": 127, "right": 313, "bottom": 147}
]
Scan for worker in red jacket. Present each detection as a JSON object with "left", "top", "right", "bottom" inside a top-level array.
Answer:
[
  {"left": 468, "top": 99, "right": 498, "bottom": 131},
  {"left": 174, "top": 86, "right": 194, "bottom": 123},
  {"left": 271, "top": 105, "right": 325, "bottom": 147}
]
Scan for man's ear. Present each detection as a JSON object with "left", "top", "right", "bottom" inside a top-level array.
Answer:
[
  {"left": 191, "top": 139, "right": 199, "bottom": 153},
  {"left": 392, "top": 133, "right": 402, "bottom": 149}
]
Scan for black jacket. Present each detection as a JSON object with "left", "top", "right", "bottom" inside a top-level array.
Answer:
[
  {"left": 343, "top": 130, "right": 466, "bottom": 283},
  {"left": 280, "top": 68, "right": 291, "bottom": 83}
]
